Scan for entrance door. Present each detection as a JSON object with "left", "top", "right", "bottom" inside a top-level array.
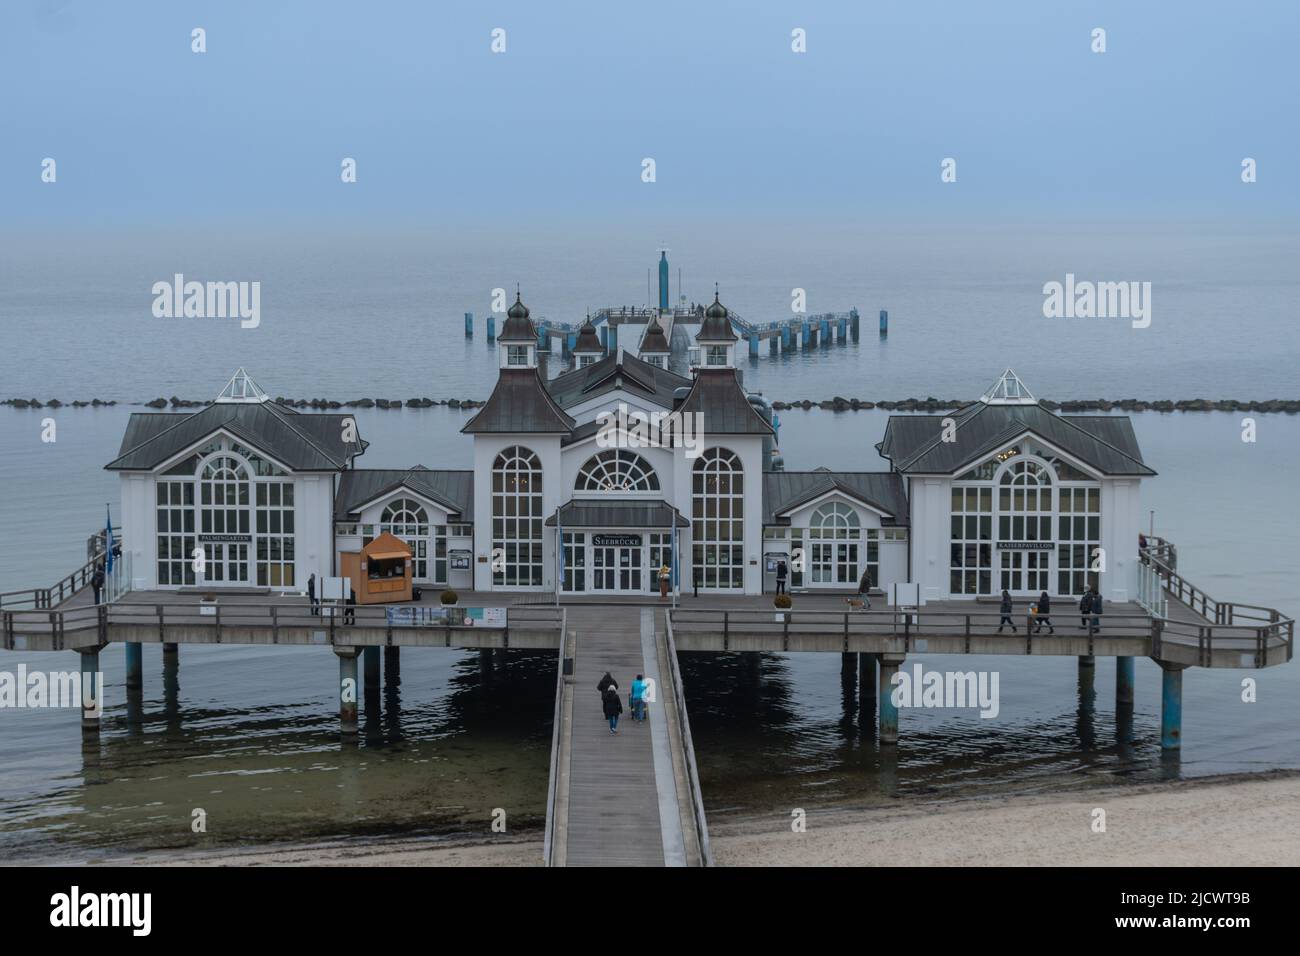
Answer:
[
  {"left": 1000, "top": 550, "right": 1049, "bottom": 593},
  {"left": 593, "top": 546, "right": 617, "bottom": 590},
  {"left": 618, "top": 547, "right": 642, "bottom": 591},
  {"left": 202, "top": 542, "right": 250, "bottom": 584}
]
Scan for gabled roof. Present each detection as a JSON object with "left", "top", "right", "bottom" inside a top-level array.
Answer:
[
  {"left": 763, "top": 471, "right": 909, "bottom": 526},
  {"left": 106, "top": 402, "right": 366, "bottom": 472},
  {"left": 335, "top": 468, "right": 473, "bottom": 520},
  {"left": 546, "top": 351, "right": 691, "bottom": 410},
  {"left": 676, "top": 369, "right": 773, "bottom": 434},
  {"left": 461, "top": 369, "right": 576, "bottom": 434},
  {"left": 544, "top": 499, "right": 689, "bottom": 529},
  {"left": 878, "top": 400, "right": 1155, "bottom": 477}
]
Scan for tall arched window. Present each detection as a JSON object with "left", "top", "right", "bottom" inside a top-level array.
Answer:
[
  {"left": 382, "top": 498, "right": 429, "bottom": 580},
  {"left": 493, "top": 446, "right": 544, "bottom": 587},
  {"left": 809, "top": 502, "right": 861, "bottom": 585},
  {"left": 692, "top": 448, "right": 744, "bottom": 589},
  {"left": 575, "top": 449, "right": 660, "bottom": 492},
  {"left": 199, "top": 455, "right": 251, "bottom": 584},
  {"left": 998, "top": 458, "right": 1053, "bottom": 593}
]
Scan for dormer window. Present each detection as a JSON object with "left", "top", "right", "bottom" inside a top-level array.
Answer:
[
  {"left": 507, "top": 345, "right": 530, "bottom": 367},
  {"left": 705, "top": 345, "right": 728, "bottom": 367},
  {"left": 578, "top": 354, "right": 597, "bottom": 368},
  {"left": 644, "top": 354, "right": 667, "bottom": 369}
]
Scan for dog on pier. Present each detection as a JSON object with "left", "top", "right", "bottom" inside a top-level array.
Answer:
[{"left": 844, "top": 596, "right": 870, "bottom": 612}]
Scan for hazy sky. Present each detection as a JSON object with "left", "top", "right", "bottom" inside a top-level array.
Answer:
[{"left": 3, "top": 0, "right": 1297, "bottom": 228}]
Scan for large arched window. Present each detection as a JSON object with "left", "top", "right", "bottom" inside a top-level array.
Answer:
[
  {"left": 809, "top": 502, "right": 862, "bottom": 585},
  {"left": 692, "top": 448, "right": 744, "bottom": 589},
  {"left": 575, "top": 449, "right": 660, "bottom": 492},
  {"left": 383, "top": 498, "right": 429, "bottom": 580},
  {"left": 493, "top": 446, "right": 544, "bottom": 587}
]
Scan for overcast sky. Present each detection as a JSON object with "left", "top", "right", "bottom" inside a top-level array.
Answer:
[{"left": 3, "top": 0, "right": 1296, "bottom": 228}]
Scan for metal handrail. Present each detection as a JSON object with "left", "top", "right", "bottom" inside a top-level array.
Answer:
[
  {"left": 0, "top": 543, "right": 124, "bottom": 611},
  {"left": 664, "top": 613, "right": 713, "bottom": 866},
  {"left": 542, "top": 609, "right": 568, "bottom": 867}
]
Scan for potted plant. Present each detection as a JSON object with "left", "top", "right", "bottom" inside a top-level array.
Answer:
[
  {"left": 773, "top": 592, "right": 792, "bottom": 621},
  {"left": 440, "top": 589, "right": 458, "bottom": 606},
  {"left": 199, "top": 592, "right": 218, "bottom": 616}
]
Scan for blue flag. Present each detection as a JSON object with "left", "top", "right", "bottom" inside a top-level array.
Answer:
[{"left": 105, "top": 504, "right": 115, "bottom": 575}]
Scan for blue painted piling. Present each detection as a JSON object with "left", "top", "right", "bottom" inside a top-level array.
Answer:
[
  {"left": 486, "top": 315, "right": 496, "bottom": 340},
  {"left": 600, "top": 326, "right": 608, "bottom": 349},
  {"left": 1116, "top": 656, "right": 1135, "bottom": 706},
  {"left": 565, "top": 332, "right": 576, "bottom": 356},
  {"left": 850, "top": 307, "right": 860, "bottom": 341},
  {"left": 125, "top": 642, "right": 142, "bottom": 689},
  {"left": 802, "top": 321, "right": 813, "bottom": 349},
  {"left": 609, "top": 325, "right": 618, "bottom": 352},
  {"left": 878, "top": 658, "right": 900, "bottom": 743},
  {"left": 781, "top": 325, "right": 791, "bottom": 351},
  {"left": 879, "top": 309, "right": 888, "bottom": 335},
  {"left": 537, "top": 326, "right": 548, "bottom": 350},
  {"left": 769, "top": 335, "right": 778, "bottom": 356},
  {"left": 1161, "top": 665, "right": 1183, "bottom": 749},
  {"left": 748, "top": 332, "right": 759, "bottom": 358},
  {"left": 837, "top": 317, "right": 847, "bottom": 342},
  {"left": 820, "top": 317, "right": 831, "bottom": 345},
  {"left": 464, "top": 312, "right": 473, "bottom": 336}
]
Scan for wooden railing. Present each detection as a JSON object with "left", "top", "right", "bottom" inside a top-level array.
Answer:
[
  {"left": 664, "top": 613, "right": 713, "bottom": 866},
  {"left": 2, "top": 601, "right": 565, "bottom": 651},
  {"left": 0, "top": 547, "right": 119, "bottom": 611}
]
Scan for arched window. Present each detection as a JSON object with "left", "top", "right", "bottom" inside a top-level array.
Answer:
[
  {"left": 382, "top": 498, "right": 429, "bottom": 580},
  {"left": 575, "top": 449, "right": 660, "bottom": 492},
  {"left": 493, "top": 446, "right": 544, "bottom": 587},
  {"left": 809, "top": 502, "right": 864, "bottom": 585},
  {"left": 998, "top": 458, "right": 1053, "bottom": 593},
  {"left": 692, "top": 448, "right": 744, "bottom": 589}
]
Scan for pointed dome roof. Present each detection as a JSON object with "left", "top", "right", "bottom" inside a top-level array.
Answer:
[
  {"left": 698, "top": 287, "right": 737, "bottom": 342},
  {"left": 980, "top": 369, "right": 1037, "bottom": 405},
  {"left": 574, "top": 313, "right": 604, "bottom": 353},
  {"left": 499, "top": 290, "right": 537, "bottom": 342},
  {"left": 640, "top": 314, "right": 670, "bottom": 353}
]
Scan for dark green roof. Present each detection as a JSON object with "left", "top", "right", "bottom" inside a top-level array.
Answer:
[
  {"left": 878, "top": 401, "right": 1155, "bottom": 476},
  {"left": 462, "top": 369, "right": 576, "bottom": 434},
  {"left": 107, "top": 402, "right": 366, "bottom": 472},
  {"left": 335, "top": 467, "right": 472, "bottom": 520},
  {"left": 544, "top": 499, "right": 689, "bottom": 529},
  {"left": 763, "top": 470, "right": 909, "bottom": 525}
]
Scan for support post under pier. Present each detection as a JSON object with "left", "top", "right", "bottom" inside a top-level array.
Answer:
[
  {"left": 363, "top": 646, "right": 380, "bottom": 692},
  {"left": 125, "top": 641, "right": 143, "bottom": 689},
  {"left": 1160, "top": 663, "right": 1185, "bottom": 750},
  {"left": 878, "top": 655, "right": 904, "bottom": 744},
  {"left": 335, "top": 647, "right": 360, "bottom": 736},
  {"left": 1116, "top": 656, "right": 1135, "bottom": 706},
  {"left": 79, "top": 647, "right": 101, "bottom": 735}
]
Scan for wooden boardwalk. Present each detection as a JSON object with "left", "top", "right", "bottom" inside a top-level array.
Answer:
[{"left": 553, "top": 606, "right": 697, "bottom": 867}]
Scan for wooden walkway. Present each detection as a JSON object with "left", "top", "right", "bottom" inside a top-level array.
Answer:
[{"left": 553, "top": 606, "right": 697, "bottom": 867}]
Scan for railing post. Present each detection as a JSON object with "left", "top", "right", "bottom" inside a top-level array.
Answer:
[
  {"left": 723, "top": 611, "right": 729, "bottom": 651},
  {"left": 271, "top": 604, "right": 278, "bottom": 644},
  {"left": 214, "top": 604, "right": 221, "bottom": 643},
  {"left": 843, "top": 612, "right": 849, "bottom": 651},
  {"left": 964, "top": 615, "right": 971, "bottom": 654},
  {"left": 157, "top": 604, "right": 165, "bottom": 643}
]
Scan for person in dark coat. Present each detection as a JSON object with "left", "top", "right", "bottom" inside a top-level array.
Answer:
[
  {"left": 775, "top": 559, "right": 788, "bottom": 595},
  {"left": 344, "top": 586, "right": 356, "bottom": 624},
  {"left": 602, "top": 686, "right": 623, "bottom": 735},
  {"left": 1089, "top": 587, "right": 1103, "bottom": 635},
  {"left": 307, "top": 573, "right": 318, "bottom": 616},
  {"left": 1079, "top": 589, "right": 1093, "bottom": 629},
  {"left": 997, "top": 589, "right": 1016, "bottom": 633},
  {"left": 596, "top": 671, "right": 618, "bottom": 696},
  {"left": 90, "top": 564, "right": 105, "bottom": 606},
  {"left": 1034, "top": 591, "right": 1054, "bottom": 634}
]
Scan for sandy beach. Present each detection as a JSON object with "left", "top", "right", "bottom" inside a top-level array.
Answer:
[{"left": 88, "top": 771, "right": 1300, "bottom": 867}]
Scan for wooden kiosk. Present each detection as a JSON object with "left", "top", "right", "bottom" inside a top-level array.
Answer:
[{"left": 339, "top": 532, "right": 413, "bottom": 605}]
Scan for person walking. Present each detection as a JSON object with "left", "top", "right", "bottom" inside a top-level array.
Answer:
[
  {"left": 90, "top": 563, "right": 105, "bottom": 606},
  {"left": 630, "top": 673, "right": 647, "bottom": 721},
  {"left": 658, "top": 563, "right": 671, "bottom": 599},
  {"left": 997, "top": 589, "right": 1017, "bottom": 633},
  {"left": 602, "top": 685, "right": 623, "bottom": 735},
  {"left": 1079, "top": 588, "right": 1093, "bottom": 629},
  {"left": 596, "top": 671, "right": 618, "bottom": 697},
  {"left": 1089, "top": 587, "right": 1103, "bottom": 636},
  {"left": 1034, "top": 591, "right": 1055, "bottom": 634},
  {"left": 775, "top": 558, "right": 788, "bottom": 595},
  {"left": 344, "top": 586, "right": 356, "bottom": 624},
  {"left": 308, "top": 572, "right": 319, "bottom": 616}
]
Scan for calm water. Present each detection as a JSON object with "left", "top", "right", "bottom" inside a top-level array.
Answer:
[{"left": 0, "top": 228, "right": 1298, "bottom": 860}]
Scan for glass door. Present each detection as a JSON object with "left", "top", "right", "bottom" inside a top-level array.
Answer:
[
  {"left": 593, "top": 546, "right": 616, "bottom": 590},
  {"left": 619, "top": 547, "right": 643, "bottom": 591}
]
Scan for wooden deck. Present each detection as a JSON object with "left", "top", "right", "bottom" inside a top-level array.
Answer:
[{"left": 551, "top": 606, "right": 700, "bottom": 867}]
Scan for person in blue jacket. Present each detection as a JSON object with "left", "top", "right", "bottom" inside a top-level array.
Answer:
[{"left": 630, "top": 674, "right": 647, "bottom": 721}]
